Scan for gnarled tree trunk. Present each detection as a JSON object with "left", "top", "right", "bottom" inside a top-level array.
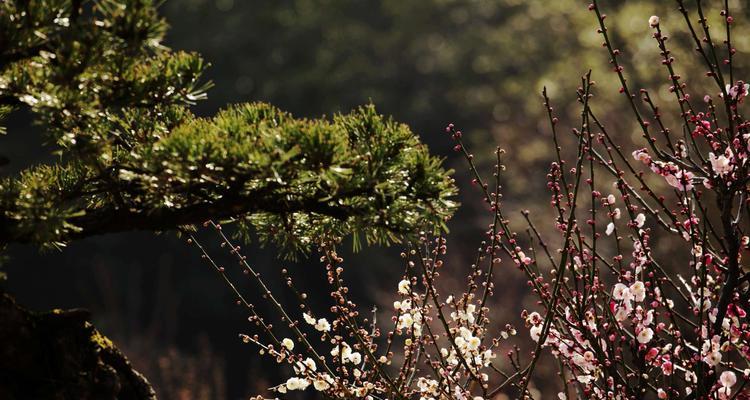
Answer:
[{"left": 0, "top": 293, "right": 156, "bottom": 400}]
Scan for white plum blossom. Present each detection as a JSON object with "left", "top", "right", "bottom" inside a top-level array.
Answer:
[
  {"left": 702, "top": 335, "right": 723, "bottom": 367},
  {"left": 314, "top": 318, "right": 331, "bottom": 332},
  {"left": 637, "top": 327, "right": 654, "bottom": 344},
  {"left": 630, "top": 281, "right": 646, "bottom": 302},
  {"left": 313, "top": 375, "right": 331, "bottom": 391},
  {"left": 605, "top": 222, "right": 615, "bottom": 236},
  {"left": 451, "top": 303, "right": 477, "bottom": 323},
  {"left": 530, "top": 325, "right": 543, "bottom": 342},
  {"left": 293, "top": 357, "right": 317, "bottom": 374},
  {"left": 614, "top": 306, "right": 630, "bottom": 322},
  {"left": 330, "top": 342, "right": 352, "bottom": 359},
  {"left": 285, "top": 376, "right": 310, "bottom": 391},
  {"left": 397, "top": 279, "right": 410, "bottom": 295},
  {"left": 348, "top": 352, "right": 362, "bottom": 365},
  {"left": 719, "top": 370, "right": 737, "bottom": 398},
  {"left": 649, "top": 15, "right": 660, "bottom": 27},
  {"left": 635, "top": 213, "right": 646, "bottom": 228},
  {"left": 398, "top": 313, "right": 413, "bottom": 329},
  {"left": 393, "top": 299, "right": 411, "bottom": 311},
  {"left": 416, "top": 377, "right": 440, "bottom": 397},
  {"left": 709, "top": 151, "right": 733, "bottom": 176},
  {"left": 612, "top": 283, "right": 630, "bottom": 301},
  {"left": 720, "top": 370, "right": 737, "bottom": 388},
  {"left": 704, "top": 351, "right": 722, "bottom": 367},
  {"left": 664, "top": 169, "right": 695, "bottom": 191},
  {"left": 466, "top": 335, "right": 481, "bottom": 351}
]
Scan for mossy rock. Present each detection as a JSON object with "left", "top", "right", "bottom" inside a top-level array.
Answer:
[{"left": 0, "top": 293, "right": 156, "bottom": 400}]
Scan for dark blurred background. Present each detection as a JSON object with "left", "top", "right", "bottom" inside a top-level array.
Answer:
[{"left": 3, "top": 1, "right": 750, "bottom": 398}]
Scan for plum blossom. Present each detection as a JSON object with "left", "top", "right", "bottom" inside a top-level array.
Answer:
[
  {"left": 719, "top": 370, "right": 737, "bottom": 399},
  {"left": 635, "top": 213, "right": 646, "bottom": 228},
  {"left": 632, "top": 148, "right": 651, "bottom": 164},
  {"left": 313, "top": 376, "right": 331, "bottom": 391},
  {"left": 664, "top": 169, "right": 695, "bottom": 191},
  {"left": 219, "top": 15, "right": 750, "bottom": 395},
  {"left": 530, "top": 324, "right": 543, "bottom": 342},
  {"left": 515, "top": 250, "right": 532, "bottom": 265},
  {"left": 285, "top": 376, "right": 310, "bottom": 391},
  {"left": 709, "top": 151, "right": 733, "bottom": 177},
  {"left": 726, "top": 81, "right": 750, "bottom": 102},
  {"left": 330, "top": 342, "right": 352, "bottom": 359},
  {"left": 397, "top": 313, "right": 414, "bottom": 330},
  {"left": 605, "top": 222, "right": 615, "bottom": 236},
  {"left": 348, "top": 352, "right": 362, "bottom": 364},
  {"left": 613, "top": 283, "right": 630, "bottom": 301},
  {"left": 721, "top": 371, "right": 737, "bottom": 388},
  {"left": 661, "top": 358, "right": 673, "bottom": 375},
  {"left": 330, "top": 343, "right": 362, "bottom": 365},
  {"left": 630, "top": 281, "right": 646, "bottom": 302},
  {"left": 397, "top": 279, "right": 410, "bottom": 295},
  {"left": 451, "top": 303, "right": 477, "bottom": 323},
  {"left": 702, "top": 335, "right": 723, "bottom": 367},
  {"left": 692, "top": 118, "right": 711, "bottom": 137},
  {"left": 637, "top": 327, "right": 654, "bottom": 344},
  {"left": 314, "top": 318, "right": 331, "bottom": 332}
]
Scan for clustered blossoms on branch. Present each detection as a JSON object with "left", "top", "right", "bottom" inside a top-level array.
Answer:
[
  {"left": 190, "top": 219, "right": 513, "bottom": 399},
  {"left": 511, "top": 1, "right": 750, "bottom": 398},
  {"left": 190, "top": 1, "right": 750, "bottom": 399}
]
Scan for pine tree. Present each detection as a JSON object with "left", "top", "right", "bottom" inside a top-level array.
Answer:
[{"left": 0, "top": 0, "right": 457, "bottom": 255}]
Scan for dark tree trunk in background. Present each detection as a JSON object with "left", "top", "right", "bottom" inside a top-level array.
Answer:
[{"left": 0, "top": 293, "right": 156, "bottom": 400}]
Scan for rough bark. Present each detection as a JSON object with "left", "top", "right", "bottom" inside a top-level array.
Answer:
[{"left": 0, "top": 293, "right": 156, "bottom": 400}]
